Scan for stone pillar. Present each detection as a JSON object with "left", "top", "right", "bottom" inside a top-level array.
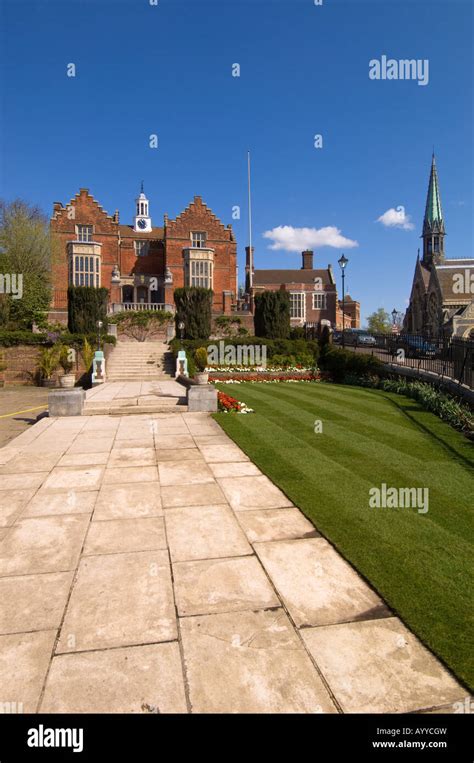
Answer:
[{"left": 223, "top": 291, "right": 233, "bottom": 315}]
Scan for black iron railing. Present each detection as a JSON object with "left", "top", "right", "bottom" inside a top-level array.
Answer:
[{"left": 305, "top": 326, "right": 473, "bottom": 389}]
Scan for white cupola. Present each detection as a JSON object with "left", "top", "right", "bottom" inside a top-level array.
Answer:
[{"left": 134, "top": 182, "right": 152, "bottom": 232}]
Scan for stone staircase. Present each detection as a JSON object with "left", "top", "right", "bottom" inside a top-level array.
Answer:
[{"left": 106, "top": 341, "right": 174, "bottom": 381}]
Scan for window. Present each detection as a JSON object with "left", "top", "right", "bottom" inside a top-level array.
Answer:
[
  {"left": 134, "top": 240, "right": 149, "bottom": 257},
  {"left": 433, "top": 236, "right": 439, "bottom": 253},
  {"left": 76, "top": 225, "right": 93, "bottom": 242},
  {"left": 312, "top": 292, "right": 327, "bottom": 310},
  {"left": 191, "top": 231, "right": 206, "bottom": 248},
  {"left": 72, "top": 255, "right": 100, "bottom": 287},
  {"left": 190, "top": 259, "right": 212, "bottom": 288},
  {"left": 427, "top": 239, "right": 433, "bottom": 254},
  {"left": 289, "top": 292, "right": 305, "bottom": 319}
]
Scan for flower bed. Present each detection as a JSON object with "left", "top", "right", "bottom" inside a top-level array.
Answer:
[
  {"left": 211, "top": 370, "right": 321, "bottom": 383},
  {"left": 217, "top": 391, "right": 254, "bottom": 413}
]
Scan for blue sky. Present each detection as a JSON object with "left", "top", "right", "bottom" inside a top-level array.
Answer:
[{"left": 1, "top": 0, "right": 472, "bottom": 323}]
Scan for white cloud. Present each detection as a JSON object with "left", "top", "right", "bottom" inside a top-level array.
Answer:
[
  {"left": 262, "top": 225, "right": 358, "bottom": 252},
  {"left": 377, "top": 206, "right": 414, "bottom": 230}
]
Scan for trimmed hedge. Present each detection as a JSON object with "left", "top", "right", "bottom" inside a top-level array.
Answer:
[
  {"left": 174, "top": 287, "right": 213, "bottom": 340},
  {"left": 254, "top": 291, "right": 290, "bottom": 339},
  {"left": 0, "top": 330, "right": 116, "bottom": 348},
  {"left": 319, "top": 346, "right": 382, "bottom": 382},
  {"left": 68, "top": 286, "right": 109, "bottom": 334}
]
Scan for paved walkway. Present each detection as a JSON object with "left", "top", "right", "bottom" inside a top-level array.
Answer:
[{"left": 0, "top": 411, "right": 466, "bottom": 713}]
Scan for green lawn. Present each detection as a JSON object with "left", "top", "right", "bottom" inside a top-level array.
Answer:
[{"left": 214, "top": 381, "right": 474, "bottom": 690}]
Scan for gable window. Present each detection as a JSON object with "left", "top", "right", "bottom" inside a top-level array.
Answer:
[
  {"left": 71, "top": 255, "right": 100, "bottom": 287},
  {"left": 190, "top": 259, "right": 212, "bottom": 288},
  {"left": 312, "top": 292, "right": 327, "bottom": 310},
  {"left": 134, "top": 240, "right": 149, "bottom": 257},
  {"left": 191, "top": 231, "right": 206, "bottom": 248},
  {"left": 289, "top": 292, "right": 305, "bottom": 320},
  {"left": 76, "top": 225, "right": 93, "bottom": 243}
]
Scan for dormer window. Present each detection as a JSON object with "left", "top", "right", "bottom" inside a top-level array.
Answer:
[
  {"left": 76, "top": 225, "right": 93, "bottom": 243},
  {"left": 191, "top": 231, "right": 206, "bottom": 248}
]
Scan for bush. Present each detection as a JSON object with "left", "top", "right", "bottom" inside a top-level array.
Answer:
[
  {"left": 254, "top": 291, "right": 290, "bottom": 339},
  {"left": 59, "top": 345, "right": 74, "bottom": 373},
  {"left": 68, "top": 286, "right": 109, "bottom": 335},
  {"left": 37, "top": 346, "right": 60, "bottom": 380},
  {"left": 289, "top": 326, "right": 306, "bottom": 340},
  {"left": 379, "top": 378, "right": 473, "bottom": 437},
  {"left": 194, "top": 347, "right": 208, "bottom": 372},
  {"left": 319, "top": 347, "right": 382, "bottom": 382},
  {"left": 174, "top": 287, "right": 213, "bottom": 340}
]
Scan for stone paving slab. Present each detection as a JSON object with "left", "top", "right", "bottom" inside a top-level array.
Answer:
[
  {"left": 83, "top": 517, "right": 167, "bottom": 556},
  {"left": 173, "top": 556, "right": 280, "bottom": 617},
  {"left": 238, "top": 508, "right": 320, "bottom": 543},
  {"left": 0, "top": 515, "right": 90, "bottom": 577},
  {"left": 160, "top": 481, "right": 226, "bottom": 509},
  {"left": 218, "top": 475, "right": 294, "bottom": 511},
  {"left": 301, "top": 618, "right": 465, "bottom": 714},
  {"left": 180, "top": 609, "right": 337, "bottom": 714},
  {"left": 158, "top": 459, "right": 215, "bottom": 486},
  {"left": 40, "top": 643, "right": 187, "bottom": 714},
  {"left": 0, "top": 630, "right": 56, "bottom": 712},
  {"left": 24, "top": 490, "right": 98, "bottom": 518},
  {"left": 254, "top": 538, "right": 389, "bottom": 628},
  {"left": 0, "top": 571, "right": 74, "bottom": 634},
  {"left": 165, "top": 504, "right": 252, "bottom": 562},
  {"left": 57, "top": 550, "right": 176, "bottom": 653},
  {"left": 93, "top": 483, "right": 162, "bottom": 520},
  {"left": 0, "top": 408, "right": 466, "bottom": 714},
  {"left": 0, "top": 489, "right": 37, "bottom": 526}
]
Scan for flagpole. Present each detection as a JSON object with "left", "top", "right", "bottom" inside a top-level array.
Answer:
[{"left": 247, "top": 150, "right": 253, "bottom": 290}]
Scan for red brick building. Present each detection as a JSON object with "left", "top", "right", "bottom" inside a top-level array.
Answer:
[
  {"left": 50, "top": 187, "right": 237, "bottom": 322},
  {"left": 249, "top": 248, "right": 360, "bottom": 330}
]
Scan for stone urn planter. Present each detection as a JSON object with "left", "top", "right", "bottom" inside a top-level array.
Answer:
[
  {"left": 194, "top": 372, "right": 209, "bottom": 385},
  {"left": 59, "top": 373, "right": 76, "bottom": 389}
]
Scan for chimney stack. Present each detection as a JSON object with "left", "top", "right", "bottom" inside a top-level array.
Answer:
[{"left": 302, "top": 250, "right": 314, "bottom": 270}]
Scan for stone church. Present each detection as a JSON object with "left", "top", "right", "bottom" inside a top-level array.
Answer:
[{"left": 404, "top": 155, "right": 474, "bottom": 338}]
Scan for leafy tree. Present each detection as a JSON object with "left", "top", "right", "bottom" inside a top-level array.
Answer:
[
  {"left": 366, "top": 308, "right": 391, "bottom": 334},
  {"left": 254, "top": 290, "right": 290, "bottom": 339},
  {"left": 0, "top": 199, "right": 55, "bottom": 328}
]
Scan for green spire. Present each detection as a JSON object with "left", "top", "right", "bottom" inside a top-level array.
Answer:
[{"left": 423, "top": 153, "right": 444, "bottom": 230}]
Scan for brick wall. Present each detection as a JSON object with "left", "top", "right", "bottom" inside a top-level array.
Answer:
[{"left": 2, "top": 345, "right": 88, "bottom": 385}]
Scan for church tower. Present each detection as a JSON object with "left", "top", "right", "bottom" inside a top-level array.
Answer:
[
  {"left": 421, "top": 153, "right": 445, "bottom": 268},
  {"left": 134, "top": 182, "right": 152, "bottom": 232}
]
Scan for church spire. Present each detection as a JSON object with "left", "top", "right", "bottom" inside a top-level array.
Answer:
[{"left": 422, "top": 153, "right": 445, "bottom": 267}]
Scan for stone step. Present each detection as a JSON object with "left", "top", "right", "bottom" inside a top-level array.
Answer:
[{"left": 83, "top": 405, "right": 188, "bottom": 415}]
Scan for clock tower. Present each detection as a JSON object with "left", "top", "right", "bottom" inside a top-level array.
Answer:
[{"left": 133, "top": 182, "right": 152, "bottom": 232}]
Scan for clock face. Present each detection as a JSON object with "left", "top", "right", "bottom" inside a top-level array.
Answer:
[{"left": 137, "top": 218, "right": 147, "bottom": 229}]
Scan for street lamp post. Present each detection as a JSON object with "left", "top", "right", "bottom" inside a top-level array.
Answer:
[
  {"left": 178, "top": 321, "right": 185, "bottom": 344},
  {"left": 338, "top": 254, "right": 348, "bottom": 348}
]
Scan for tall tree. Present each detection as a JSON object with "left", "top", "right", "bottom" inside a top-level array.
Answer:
[
  {"left": 0, "top": 199, "right": 55, "bottom": 328},
  {"left": 366, "top": 307, "right": 392, "bottom": 334}
]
